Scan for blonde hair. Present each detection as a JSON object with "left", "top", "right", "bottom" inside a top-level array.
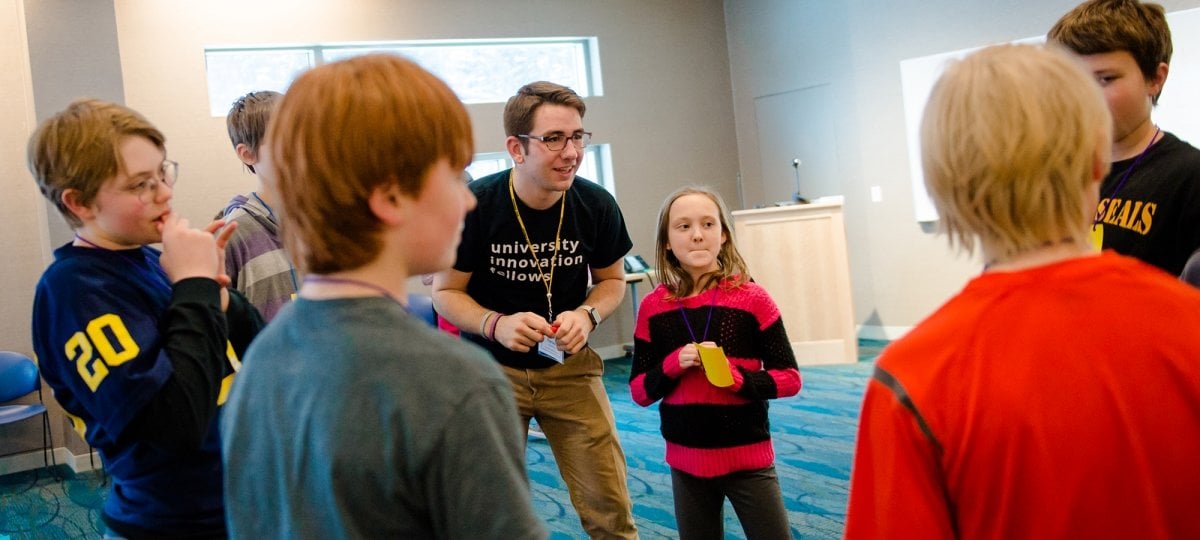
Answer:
[
  {"left": 27, "top": 98, "right": 165, "bottom": 228},
  {"left": 654, "top": 186, "right": 750, "bottom": 298},
  {"left": 269, "top": 54, "right": 473, "bottom": 274},
  {"left": 921, "top": 44, "right": 1112, "bottom": 263}
]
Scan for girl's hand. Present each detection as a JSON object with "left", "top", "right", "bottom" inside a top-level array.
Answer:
[{"left": 678, "top": 343, "right": 701, "bottom": 370}]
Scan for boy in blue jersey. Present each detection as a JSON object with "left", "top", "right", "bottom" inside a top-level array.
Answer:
[
  {"left": 221, "top": 54, "right": 546, "bottom": 539},
  {"left": 28, "top": 98, "right": 263, "bottom": 538}
]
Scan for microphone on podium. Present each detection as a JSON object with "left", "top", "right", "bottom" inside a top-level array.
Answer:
[{"left": 792, "top": 159, "right": 809, "bottom": 204}]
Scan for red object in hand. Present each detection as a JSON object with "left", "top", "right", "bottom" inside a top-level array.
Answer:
[{"left": 550, "top": 324, "right": 560, "bottom": 335}]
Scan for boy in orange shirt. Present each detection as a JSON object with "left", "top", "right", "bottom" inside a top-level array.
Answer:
[{"left": 845, "top": 44, "right": 1200, "bottom": 539}]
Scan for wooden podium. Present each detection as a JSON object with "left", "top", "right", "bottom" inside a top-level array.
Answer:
[{"left": 731, "top": 199, "right": 857, "bottom": 365}]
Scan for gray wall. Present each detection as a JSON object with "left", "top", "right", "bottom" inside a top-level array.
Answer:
[
  {"left": 725, "top": 0, "right": 1200, "bottom": 335},
  {"left": 25, "top": 0, "right": 126, "bottom": 249},
  {"left": 2, "top": 0, "right": 736, "bottom": 458}
]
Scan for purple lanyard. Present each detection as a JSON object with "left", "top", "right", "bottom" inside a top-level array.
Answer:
[
  {"left": 1095, "top": 127, "right": 1160, "bottom": 225},
  {"left": 678, "top": 287, "right": 719, "bottom": 342},
  {"left": 74, "top": 234, "right": 171, "bottom": 290},
  {"left": 303, "top": 275, "right": 408, "bottom": 312}
]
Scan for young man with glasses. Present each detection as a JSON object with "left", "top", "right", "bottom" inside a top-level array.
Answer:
[
  {"left": 434, "top": 81, "right": 639, "bottom": 538},
  {"left": 28, "top": 98, "right": 263, "bottom": 538}
]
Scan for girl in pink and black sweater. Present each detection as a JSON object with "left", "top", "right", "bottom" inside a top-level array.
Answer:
[{"left": 630, "top": 186, "right": 802, "bottom": 539}]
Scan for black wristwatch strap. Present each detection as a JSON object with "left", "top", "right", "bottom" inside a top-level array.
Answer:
[{"left": 580, "top": 304, "right": 601, "bottom": 328}]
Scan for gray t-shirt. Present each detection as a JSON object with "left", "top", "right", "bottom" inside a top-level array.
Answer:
[{"left": 221, "top": 297, "right": 546, "bottom": 539}]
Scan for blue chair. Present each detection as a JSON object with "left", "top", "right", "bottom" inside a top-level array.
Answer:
[
  {"left": 407, "top": 293, "right": 438, "bottom": 328},
  {"left": 0, "top": 351, "right": 55, "bottom": 472}
]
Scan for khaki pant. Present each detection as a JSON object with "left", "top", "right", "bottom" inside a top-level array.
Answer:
[{"left": 503, "top": 348, "right": 639, "bottom": 540}]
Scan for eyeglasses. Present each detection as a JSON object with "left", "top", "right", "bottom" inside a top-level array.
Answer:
[
  {"left": 123, "top": 160, "right": 179, "bottom": 203},
  {"left": 517, "top": 131, "right": 592, "bottom": 152}
]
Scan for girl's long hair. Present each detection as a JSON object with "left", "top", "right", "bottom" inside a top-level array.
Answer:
[{"left": 654, "top": 186, "right": 751, "bottom": 299}]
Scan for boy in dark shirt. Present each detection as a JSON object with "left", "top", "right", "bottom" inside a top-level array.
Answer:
[{"left": 1049, "top": 0, "right": 1200, "bottom": 276}]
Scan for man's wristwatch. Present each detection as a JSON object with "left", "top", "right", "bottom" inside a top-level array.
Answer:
[{"left": 579, "top": 305, "right": 601, "bottom": 329}]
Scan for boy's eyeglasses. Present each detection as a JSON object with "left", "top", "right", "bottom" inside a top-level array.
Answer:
[
  {"left": 125, "top": 160, "right": 179, "bottom": 203},
  {"left": 517, "top": 132, "right": 592, "bottom": 152}
]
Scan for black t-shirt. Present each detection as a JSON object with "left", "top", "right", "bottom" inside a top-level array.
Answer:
[
  {"left": 1097, "top": 131, "right": 1200, "bottom": 276},
  {"left": 454, "top": 169, "right": 633, "bottom": 368}
]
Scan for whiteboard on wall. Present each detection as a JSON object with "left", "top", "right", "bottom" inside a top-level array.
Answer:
[{"left": 900, "top": 7, "right": 1200, "bottom": 223}]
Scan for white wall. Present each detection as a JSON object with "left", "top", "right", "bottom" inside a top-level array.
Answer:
[
  {"left": 725, "top": 0, "right": 1200, "bottom": 336},
  {"left": 0, "top": 0, "right": 46, "bottom": 352},
  {"left": 0, "top": 0, "right": 53, "bottom": 457}
]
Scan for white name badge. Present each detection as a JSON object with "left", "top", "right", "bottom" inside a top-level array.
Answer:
[{"left": 538, "top": 337, "right": 565, "bottom": 363}]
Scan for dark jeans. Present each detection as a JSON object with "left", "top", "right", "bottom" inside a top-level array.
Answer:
[{"left": 671, "top": 465, "right": 792, "bottom": 540}]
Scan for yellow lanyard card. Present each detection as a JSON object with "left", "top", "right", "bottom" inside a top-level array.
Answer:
[
  {"left": 696, "top": 343, "right": 734, "bottom": 387},
  {"left": 1090, "top": 224, "right": 1104, "bottom": 252}
]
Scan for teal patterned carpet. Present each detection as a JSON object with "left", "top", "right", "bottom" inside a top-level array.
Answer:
[
  {"left": 531, "top": 341, "right": 881, "bottom": 539},
  {"left": 0, "top": 340, "right": 883, "bottom": 539},
  {"left": 0, "top": 467, "right": 106, "bottom": 538}
]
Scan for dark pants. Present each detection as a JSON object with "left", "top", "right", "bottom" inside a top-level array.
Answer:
[{"left": 671, "top": 466, "right": 792, "bottom": 540}]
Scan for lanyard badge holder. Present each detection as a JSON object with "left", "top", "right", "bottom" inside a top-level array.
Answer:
[
  {"left": 510, "top": 171, "right": 567, "bottom": 363},
  {"left": 679, "top": 288, "right": 733, "bottom": 387}
]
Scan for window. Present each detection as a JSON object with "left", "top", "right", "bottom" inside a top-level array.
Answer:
[
  {"left": 205, "top": 37, "right": 613, "bottom": 194},
  {"left": 465, "top": 152, "right": 512, "bottom": 181},
  {"left": 321, "top": 39, "right": 597, "bottom": 104},
  {"left": 204, "top": 49, "right": 313, "bottom": 116},
  {"left": 204, "top": 37, "right": 599, "bottom": 116}
]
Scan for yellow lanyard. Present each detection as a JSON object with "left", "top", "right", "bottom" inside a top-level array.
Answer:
[{"left": 509, "top": 170, "right": 566, "bottom": 320}]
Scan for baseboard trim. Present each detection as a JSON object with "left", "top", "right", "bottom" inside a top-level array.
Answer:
[
  {"left": 0, "top": 447, "right": 102, "bottom": 476},
  {"left": 60, "top": 447, "right": 104, "bottom": 473},
  {"left": 856, "top": 325, "right": 913, "bottom": 341}
]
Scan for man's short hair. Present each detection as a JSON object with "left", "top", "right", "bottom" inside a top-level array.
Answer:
[
  {"left": 226, "top": 90, "right": 282, "bottom": 173},
  {"left": 27, "top": 98, "right": 166, "bottom": 228},
  {"left": 921, "top": 44, "right": 1112, "bottom": 263},
  {"left": 503, "top": 81, "right": 586, "bottom": 152},
  {"left": 1048, "top": 0, "right": 1172, "bottom": 103},
  {"left": 268, "top": 54, "right": 473, "bottom": 274}
]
